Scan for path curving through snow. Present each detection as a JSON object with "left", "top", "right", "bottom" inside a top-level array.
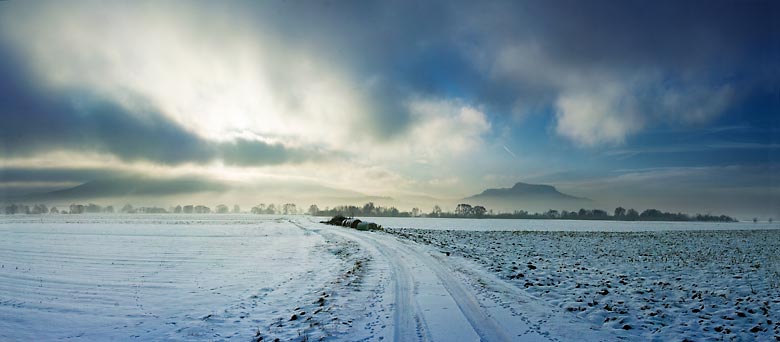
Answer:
[
  {"left": 304, "top": 217, "right": 615, "bottom": 342},
  {"left": 324, "top": 225, "right": 486, "bottom": 341}
]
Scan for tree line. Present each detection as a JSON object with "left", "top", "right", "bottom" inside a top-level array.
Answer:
[
  {"left": 308, "top": 202, "right": 740, "bottom": 222},
  {"left": 1, "top": 201, "right": 744, "bottom": 222},
  {"left": 1, "top": 203, "right": 167, "bottom": 214},
  {"left": 1, "top": 202, "right": 300, "bottom": 215}
]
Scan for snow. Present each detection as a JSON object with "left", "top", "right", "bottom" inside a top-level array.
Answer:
[
  {"left": 2, "top": 214, "right": 778, "bottom": 341},
  {"left": 369, "top": 217, "right": 776, "bottom": 232},
  {"left": 388, "top": 228, "right": 780, "bottom": 341},
  {"left": 0, "top": 215, "right": 360, "bottom": 341}
]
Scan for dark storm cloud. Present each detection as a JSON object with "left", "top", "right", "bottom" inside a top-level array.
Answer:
[
  {"left": 0, "top": 167, "right": 128, "bottom": 184},
  {"left": 0, "top": 49, "right": 321, "bottom": 166},
  {"left": 0, "top": 165, "right": 231, "bottom": 201},
  {"left": 201, "top": 0, "right": 775, "bottom": 150},
  {"left": 485, "top": 1, "right": 777, "bottom": 68},
  {"left": 243, "top": 0, "right": 778, "bottom": 116},
  {"left": 48, "top": 175, "right": 228, "bottom": 198},
  {"left": 220, "top": 139, "right": 321, "bottom": 166}
]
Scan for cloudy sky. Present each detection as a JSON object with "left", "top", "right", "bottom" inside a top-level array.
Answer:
[{"left": 1, "top": 1, "right": 778, "bottom": 217}]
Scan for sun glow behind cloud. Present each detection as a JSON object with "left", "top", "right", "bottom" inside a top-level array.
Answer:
[{"left": 2, "top": 2, "right": 369, "bottom": 150}]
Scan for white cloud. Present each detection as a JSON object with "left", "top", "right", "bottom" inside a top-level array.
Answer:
[
  {"left": 555, "top": 83, "right": 644, "bottom": 146},
  {"left": 401, "top": 98, "right": 491, "bottom": 159},
  {"left": 553, "top": 74, "right": 735, "bottom": 147}
]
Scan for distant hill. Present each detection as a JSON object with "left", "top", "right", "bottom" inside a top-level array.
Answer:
[
  {"left": 464, "top": 182, "right": 591, "bottom": 212},
  {"left": 3, "top": 175, "right": 389, "bottom": 207},
  {"left": 12, "top": 176, "right": 228, "bottom": 202}
]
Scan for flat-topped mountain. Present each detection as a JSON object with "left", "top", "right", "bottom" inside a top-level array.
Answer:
[{"left": 464, "top": 182, "right": 591, "bottom": 212}]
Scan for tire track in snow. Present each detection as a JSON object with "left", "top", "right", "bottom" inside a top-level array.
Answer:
[
  {"left": 373, "top": 238, "right": 429, "bottom": 342},
  {"left": 323, "top": 227, "right": 429, "bottom": 342},
  {"left": 323, "top": 225, "right": 510, "bottom": 342},
  {"left": 290, "top": 219, "right": 426, "bottom": 341},
  {"left": 398, "top": 242, "right": 513, "bottom": 342}
]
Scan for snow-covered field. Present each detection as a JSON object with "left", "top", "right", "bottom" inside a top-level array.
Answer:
[
  {"left": 0, "top": 215, "right": 371, "bottom": 341},
  {"left": 370, "top": 217, "right": 776, "bottom": 232},
  {"left": 388, "top": 228, "right": 780, "bottom": 341},
  {"left": 2, "top": 214, "right": 778, "bottom": 341}
]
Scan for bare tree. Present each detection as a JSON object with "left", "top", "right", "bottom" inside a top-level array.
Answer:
[{"left": 455, "top": 203, "right": 473, "bottom": 217}]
